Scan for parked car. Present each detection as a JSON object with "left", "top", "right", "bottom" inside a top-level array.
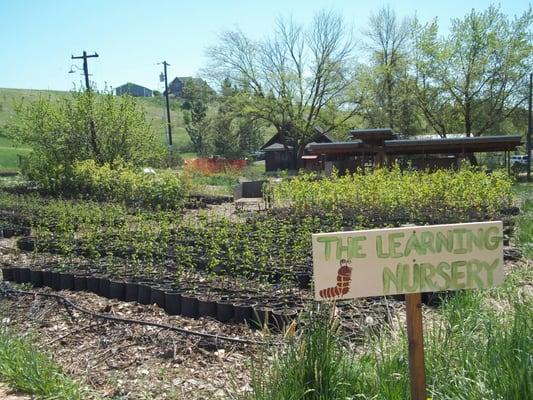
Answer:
[{"left": 510, "top": 155, "right": 529, "bottom": 166}]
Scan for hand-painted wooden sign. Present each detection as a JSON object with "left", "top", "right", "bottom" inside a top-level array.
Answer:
[{"left": 312, "top": 221, "right": 503, "bottom": 300}]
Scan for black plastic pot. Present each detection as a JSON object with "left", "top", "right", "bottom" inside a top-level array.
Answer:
[
  {"left": 86, "top": 276, "right": 100, "bottom": 294},
  {"left": 271, "top": 308, "right": 298, "bottom": 332},
  {"left": 216, "top": 301, "right": 234, "bottom": 323},
  {"left": 19, "top": 267, "right": 31, "bottom": 283},
  {"left": 17, "top": 237, "right": 36, "bottom": 252},
  {"left": 2, "top": 227, "right": 14, "bottom": 238},
  {"left": 181, "top": 293, "right": 199, "bottom": 318},
  {"left": 233, "top": 302, "right": 254, "bottom": 323},
  {"left": 125, "top": 281, "right": 139, "bottom": 302},
  {"left": 150, "top": 286, "right": 166, "bottom": 308},
  {"left": 20, "top": 227, "right": 31, "bottom": 236},
  {"left": 164, "top": 291, "right": 181, "bottom": 315},
  {"left": 252, "top": 306, "right": 272, "bottom": 329},
  {"left": 296, "top": 273, "right": 311, "bottom": 289},
  {"left": 50, "top": 271, "right": 61, "bottom": 290},
  {"left": 137, "top": 282, "right": 153, "bottom": 305},
  {"left": 42, "top": 270, "right": 53, "bottom": 288},
  {"left": 198, "top": 297, "right": 217, "bottom": 318},
  {"left": 12, "top": 267, "right": 21, "bottom": 283},
  {"left": 30, "top": 269, "right": 43, "bottom": 287},
  {"left": 109, "top": 280, "right": 126, "bottom": 301},
  {"left": 98, "top": 277, "right": 111, "bottom": 298},
  {"left": 59, "top": 273, "right": 75, "bottom": 291},
  {"left": 73, "top": 275, "right": 87, "bottom": 291},
  {"left": 1, "top": 267, "right": 14, "bottom": 282}
]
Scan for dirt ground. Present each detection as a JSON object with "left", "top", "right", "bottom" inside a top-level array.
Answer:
[{"left": 0, "top": 384, "right": 30, "bottom": 400}]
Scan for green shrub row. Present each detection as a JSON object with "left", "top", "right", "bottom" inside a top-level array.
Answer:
[
  {"left": 48, "top": 160, "right": 190, "bottom": 210},
  {"left": 271, "top": 168, "right": 513, "bottom": 221}
]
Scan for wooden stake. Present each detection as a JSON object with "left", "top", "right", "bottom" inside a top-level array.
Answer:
[{"left": 405, "top": 292, "right": 427, "bottom": 400}]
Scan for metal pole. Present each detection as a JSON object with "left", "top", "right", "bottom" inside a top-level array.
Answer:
[
  {"left": 162, "top": 61, "right": 173, "bottom": 146},
  {"left": 527, "top": 73, "right": 532, "bottom": 182}
]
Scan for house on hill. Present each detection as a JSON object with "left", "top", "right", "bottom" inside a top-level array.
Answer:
[
  {"left": 260, "top": 128, "right": 334, "bottom": 172},
  {"left": 115, "top": 83, "right": 153, "bottom": 97},
  {"left": 164, "top": 77, "right": 214, "bottom": 98}
]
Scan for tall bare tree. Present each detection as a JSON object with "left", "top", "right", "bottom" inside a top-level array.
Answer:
[
  {"left": 359, "top": 6, "right": 419, "bottom": 134},
  {"left": 205, "top": 10, "right": 359, "bottom": 167}
]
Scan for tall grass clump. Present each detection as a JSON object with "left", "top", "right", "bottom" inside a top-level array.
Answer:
[
  {"left": 0, "top": 328, "right": 89, "bottom": 399},
  {"left": 246, "top": 268, "right": 532, "bottom": 400},
  {"left": 248, "top": 308, "right": 360, "bottom": 400}
]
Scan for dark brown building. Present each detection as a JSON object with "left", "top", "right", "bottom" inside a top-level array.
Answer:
[
  {"left": 261, "top": 128, "right": 334, "bottom": 172},
  {"left": 306, "top": 128, "right": 523, "bottom": 174}
]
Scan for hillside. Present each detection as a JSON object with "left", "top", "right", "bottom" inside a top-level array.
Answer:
[{"left": 0, "top": 88, "right": 192, "bottom": 170}]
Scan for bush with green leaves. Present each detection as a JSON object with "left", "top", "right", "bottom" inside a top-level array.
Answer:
[
  {"left": 5, "top": 90, "right": 165, "bottom": 192},
  {"left": 270, "top": 167, "right": 513, "bottom": 225},
  {"left": 69, "top": 160, "right": 190, "bottom": 209}
]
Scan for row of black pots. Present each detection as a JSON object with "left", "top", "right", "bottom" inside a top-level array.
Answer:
[
  {"left": 1, "top": 266, "right": 301, "bottom": 330},
  {"left": 1, "top": 226, "right": 31, "bottom": 239},
  {"left": 14, "top": 235, "right": 313, "bottom": 290}
]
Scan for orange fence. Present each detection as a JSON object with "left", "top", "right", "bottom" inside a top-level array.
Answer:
[{"left": 184, "top": 158, "right": 248, "bottom": 174}]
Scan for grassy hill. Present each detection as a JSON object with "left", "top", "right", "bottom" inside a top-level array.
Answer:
[{"left": 0, "top": 88, "right": 193, "bottom": 170}]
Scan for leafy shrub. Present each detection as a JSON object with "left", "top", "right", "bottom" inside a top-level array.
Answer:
[
  {"left": 68, "top": 160, "right": 190, "bottom": 209},
  {"left": 5, "top": 90, "right": 166, "bottom": 190},
  {"left": 271, "top": 167, "right": 513, "bottom": 225}
]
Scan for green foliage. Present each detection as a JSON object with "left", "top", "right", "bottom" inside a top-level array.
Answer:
[
  {"left": 247, "top": 266, "right": 533, "bottom": 399},
  {"left": 67, "top": 160, "right": 190, "bottom": 209},
  {"left": 513, "top": 183, "right": 533, "bottom": 258},
  {"left": 413, "top": 5, "right": 532, "bottom": 136},
  {"left": 248, "top": 309, "right": 357, "bottom": 400},
  {"left": 0, "top": 328, "right": 88, "bottom": 399},
  {"left": 271, "top": 167, "right": 513, "bottom": 224},
  {"left": 5, "top": 90, "right": 165, "bottom": 187}
]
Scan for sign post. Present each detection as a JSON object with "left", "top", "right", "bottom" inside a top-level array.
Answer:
[
  {"left": 312, "top": 221, "right": 504, "bottom": 399},
  {"left": 405, "top": 292, "right": 427, "bottom": 400}
]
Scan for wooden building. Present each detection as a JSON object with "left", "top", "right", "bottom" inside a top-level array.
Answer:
[
  {"left": 115, "top": 83, "right": 153, "bottom": 97},
  {"left": 261, "top": 128, "right": 334, "bottom": 172},
  {"left": 306, "top": 128, "right": 523, "bottom": 174}
]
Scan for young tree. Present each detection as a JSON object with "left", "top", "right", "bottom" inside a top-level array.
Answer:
[
  {"left": 205, "top": 10, "right": 359, "bottom": 167},
  {"left": 413, "top": 6, "right": 533, "bottom": 137}
]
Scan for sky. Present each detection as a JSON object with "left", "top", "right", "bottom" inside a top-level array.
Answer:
[{"left": 0, "top": 0, "right": 530, "bottom": 92}]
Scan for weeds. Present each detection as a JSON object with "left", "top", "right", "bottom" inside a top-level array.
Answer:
[{"left": 0, "top": 328, "right": 90, "bottom": 399}]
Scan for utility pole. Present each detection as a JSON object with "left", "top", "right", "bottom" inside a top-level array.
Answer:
[
  {"left": 71, "top": 51, "right": 99, "bottom": 91},
  {"left": 527, "top": 73, "right": 532, "bottom": 182},
  {"left": 161, "top": 61, "right": 173, "bottom": 146}
]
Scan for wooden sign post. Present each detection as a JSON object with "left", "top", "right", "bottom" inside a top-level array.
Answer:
[
  {"left": 405, "top": 292, "right": 426, "bottom": 400},
  {"left": 312, "top": 221, "right": 504, "bottom": 399}
]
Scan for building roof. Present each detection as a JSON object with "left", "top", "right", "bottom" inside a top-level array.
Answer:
[
  {"left": 260, "top": 128, "right": 334, "bottom": 151},
  {"left": 262, "top": 143, "right": 294, "bottom": 151},
  {"left": 307, "top": 135, "right": 523, "bottom": 156},
  {"left": 383, "top": 135, "right": 522, "bottom": 155},
  {"left": 115, "top": 82, "right": 152, "bottom": 91}
]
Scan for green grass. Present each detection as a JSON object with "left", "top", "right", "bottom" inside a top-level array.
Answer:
[
  {"left": 0, "top": 328, "right": 90, "bottom": 399},
  {"left": 247, "top": 266, "right": 532, "bottom": 400}
]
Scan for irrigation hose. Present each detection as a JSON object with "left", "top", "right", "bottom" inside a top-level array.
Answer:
[{"left": 0, "top": 284, "right": 272, "bottom": 346}]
